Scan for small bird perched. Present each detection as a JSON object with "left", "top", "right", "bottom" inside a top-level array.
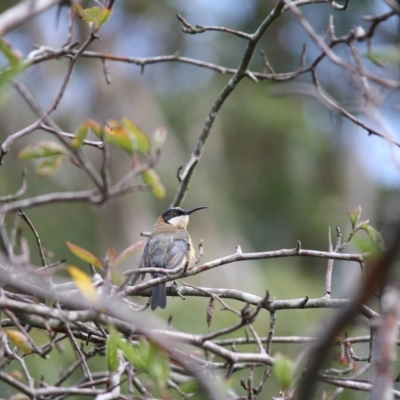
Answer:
[{"left": 140, "top": 206, "right": 209, "bottom": 310}]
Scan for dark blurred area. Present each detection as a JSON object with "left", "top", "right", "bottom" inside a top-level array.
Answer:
[{"left": 0, "top": 0, "right": 399, "bottom": 397}]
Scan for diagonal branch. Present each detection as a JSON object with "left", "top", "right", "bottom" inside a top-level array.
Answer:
[{"left": 171, "top": 0, "right": 285, "bottom": 207}]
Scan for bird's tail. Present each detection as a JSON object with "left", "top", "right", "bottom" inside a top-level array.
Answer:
[{"left": 151, "top": 279, "right": 167, "bottom": 310}]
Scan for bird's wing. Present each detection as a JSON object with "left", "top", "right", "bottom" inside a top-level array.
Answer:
[
  {"left": 165, "top": 237, "right": 189, "bottom": 269},
  {"left": 139, "top": 241, "right": 150, "bottom": 279}
]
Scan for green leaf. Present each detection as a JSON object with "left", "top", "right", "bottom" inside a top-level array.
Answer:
[
  {"left": 105, "top": 120, "right": 137, "bottom": 154},
  {"left": 141, "top": 169, "right": 166, "bottom": 199},
  {"left": 86, "top": 119, "right": 104, "bottom": 138},
  {"left": 19, "top": 141, "right": 66, "bottom": 159},
  {"left": 35, "top": 156, "right": 65, "bottom": 177},
  {"left": 122, "top": 117, "right": 151, "bottom": 154},
  {"left": 0, "top": 39, "right": 22, "bottom": 69},
  {"left": 366, "top": 46, "right": 400, "bottom": 66},
  {"left": 84, "top": 6, "right": 102, "bottom": 23},
  {"left": 66, "top": 241, "right": 103, "bottom": 269},
  {"left": 95, "top": 8, "right": 112, "bottom": 29},
  {"left": 273, "top": 353, "right": 294, "bottom": 391},
  {"left": 147, "top": 341, "right": 170, "bottom": 388},
  {"left": 73, "top": 6, "right": 112, "bottom": 31},
  {"left": 348, "top": 205, "right": 361, "bottom": 229},
  {"left": 119, "top": 339, "right": 146, "bottom": 370},
  {"left": 0, "top": 66, "right": 23, "bottom": 88},
  {"left": 110, "top": 270, "right": 124, "bottom": 287},
  {"left": 72, "top": 123, "right": 89, "bottom": 149},
  {"left": 106, "top": 325, "right": 121, "bottom": 373},
  {"left": 72, "top": 4, "right": 89, "bottom": 22},
  {"left": 112, "top": 240, "right": 145, "bottom": 268},
  {"left": 179, "top": 380, "right": 200, "bottom": 394},
  {"left": 358, "top": 224, "right": 385, "bottom": 250}
]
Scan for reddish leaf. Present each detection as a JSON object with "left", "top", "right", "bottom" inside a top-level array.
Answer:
[
  {"left": 66, "top": 241, "right": 102, "bottom": 269},
  {"left": 112, "top": 240, "right": 145, "bottom": 268},
  {"left": 105, "top": 247, "right": 116, "bottom": 265}
]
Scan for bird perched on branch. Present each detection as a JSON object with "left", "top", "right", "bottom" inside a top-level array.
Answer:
[{"left": 140, "top": 206, "right": 209, "bottom": 310}]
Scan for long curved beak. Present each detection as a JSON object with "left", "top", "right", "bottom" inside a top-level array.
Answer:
[{"left": 185, "top": 206, "right": 211, "bottom": 215}]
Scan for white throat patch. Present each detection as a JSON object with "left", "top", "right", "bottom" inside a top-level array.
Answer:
[{"left": 168, "top": 214, "right": 189, "bottom": 228}]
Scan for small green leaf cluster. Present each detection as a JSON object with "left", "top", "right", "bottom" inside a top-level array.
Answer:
[
  {"left": 18, "top": 117, "right": 168, "bottom": 198},
  {"left": 0, "top": 38, "right": 26, "bottom": 88},
  {"left": 106, "top": 325, "right": 170, "bottom": 391},
  {"left": 342, "top": 205, "right": 385, "bottom": 253},
  {"left": 72, "top": 4, "right": 112, "bottom": 32}
]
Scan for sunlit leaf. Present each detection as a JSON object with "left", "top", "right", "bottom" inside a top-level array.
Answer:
[
  {"left": 84, "top": 6, "right": 102, "bottom": 22},
  {"left": 112, "top": 240, "right": 145, "bottom": 267},
  {"left": 72, "top": 123, "right": 89, "bottom": 149},
  {"left": 67, "top": 265, "right": 99, "bottom": 303},
  {"left": 66, "top": 241, "right": 103, "bottom": 269},
  {"left": 273, "top": 352, "right": 294, "bottom": 391},
  {"left": 121, "top": 117, "right": 150, "bottom": 154},
  {"left": 72, "top": 4, "right": 89, "bottom": 22},
  {"left": 152, "top": 126, "right": 167, "bottom": 152},
  {"left": 35, "top": 156, "right": 66, "bottom": 177},
  {"left": 105, "top": 120, "right": 136, "bottom": 154},
  {"left": 95, "top": 8, "right": 112, "bottom": 29},
  {"left": 106, "top": 325, "right": 121, "bottom": 373},
  {"left": 5, "top": 330, "right": 33, "bottom": 354},
  {"left": 85, "top": 119, "right": 103, "bottom": 138},
  {"left": 141, "top": 169, "right": 166, "bottom": 199},
  {"left": 19, "top": 141, "right": 66, "bottom": 159}
]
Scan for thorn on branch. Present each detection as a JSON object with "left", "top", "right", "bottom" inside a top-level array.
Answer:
[
  {"left": 176, "top": 13, "right": 204, "bottom": 34},
  {"left": 101, "top": 58, "right": 112, "bottom": 84},
  {"left": 296, "top": 240, "right": 301, "bottom": 254},
  {"left": 176, "top": 165, "right": 183, "bottom": 182},
  {"left": 260, "top": 49, "right": 275, "bottom": 74},
  {"left": 300, "top": 296, "right": 309, "bottom": 308},
  {"left": 331, "top": 0, "right": 350, "bottom": 10},
  {"left": 194, "top": 240, "right": 204, "bottom": 265}
]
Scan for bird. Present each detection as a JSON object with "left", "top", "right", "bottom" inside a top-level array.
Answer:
[{"left": 140, "top": 206, "right": 209, "bottom": 310}]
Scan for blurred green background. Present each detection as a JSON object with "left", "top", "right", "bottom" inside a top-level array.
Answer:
[{"left": 1, "top": 0, "right": 400, "bottom": 398}]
